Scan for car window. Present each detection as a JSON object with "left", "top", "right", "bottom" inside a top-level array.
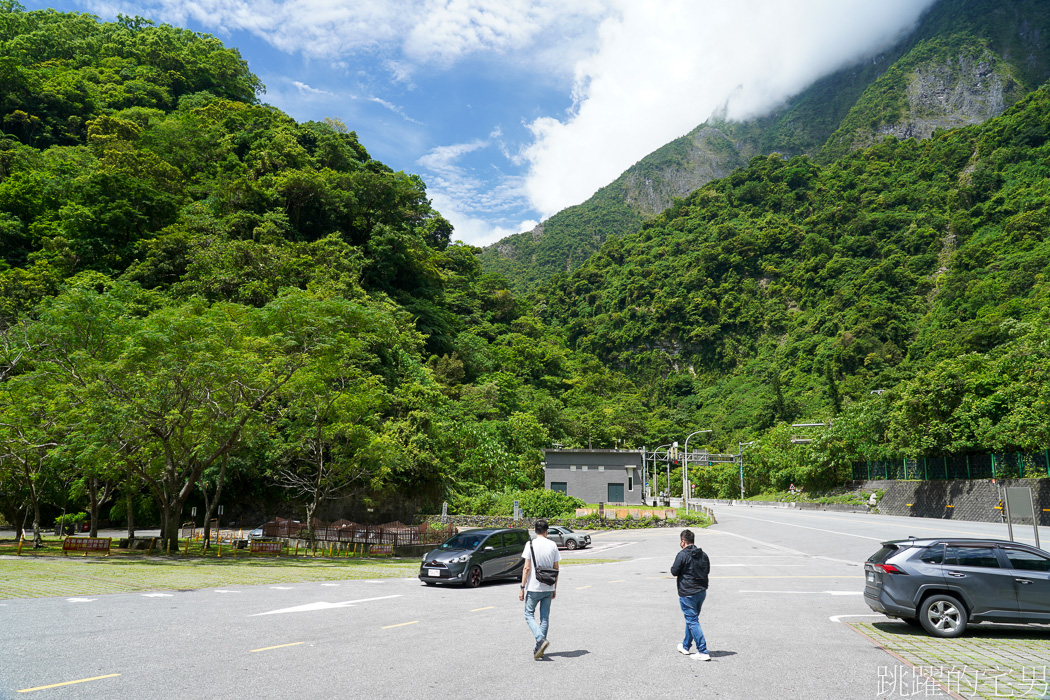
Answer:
[
  {"left": 944, "top": 546, "right": 1000, "bottom": 568},
  {"left": 548, "top": 527, "right": 561, "bottom": 535},
  {"left": 440, "top": 533, "right": 483, "bottom": 550},
  {"left": 918, "top": 543, "right": 944, "bottom": 564},
  {"left": 562, "top": 526, "right": 574, "bottom": 533},
  {"left": 508, "top": 531, "right": 528, "bottom": 546},
  {"left": 867, "top": 545, "right": 902, "bottom": 564},
  {"left": 484, "top": 533, "right": 504, "bottom": 549},
  {"left": 1003, "top": 548, "right": 1050, "bottom": 572}
]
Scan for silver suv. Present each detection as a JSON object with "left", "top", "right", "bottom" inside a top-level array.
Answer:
[{"left": 864, "top": 537, "right": 1050, "bottom": 637}]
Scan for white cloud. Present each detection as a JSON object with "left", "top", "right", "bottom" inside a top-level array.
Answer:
[
  {"left": 292, "top": 81, "right": 334, "bottom": 96},
  {"left": 521, "top": 0, "right": 938, "bottom": 217},
  {"left": 417, "top": 140, "right": 534, "bottom": 245}
]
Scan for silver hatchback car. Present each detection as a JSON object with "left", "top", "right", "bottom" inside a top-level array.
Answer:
[{"left": 864, "top": 537, "right": 1050, "bottom": 637}]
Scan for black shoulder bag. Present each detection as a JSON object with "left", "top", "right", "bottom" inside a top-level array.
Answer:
[{"left": 528, "top": 539, "right": 559, "bottom": 586}]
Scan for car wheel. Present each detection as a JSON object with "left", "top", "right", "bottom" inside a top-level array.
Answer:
[
  {"left": 919, "top": 594, "right": 967, "bottom": 638},
  {"left": 466, "top": 566, "right": 483, "bottom": 588},
  {"left": 566, "top": 539, "right": 578, "bottom": 550}
]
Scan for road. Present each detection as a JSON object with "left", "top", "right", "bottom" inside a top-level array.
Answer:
[{"left": 2, "top": 508, "right": 1047, "bottom": 699}]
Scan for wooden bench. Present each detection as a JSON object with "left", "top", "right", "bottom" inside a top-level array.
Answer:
[{"left": 62, "top": 537, "right": 112, "bottom": 556}]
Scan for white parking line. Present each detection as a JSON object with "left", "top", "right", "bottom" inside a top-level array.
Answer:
[
  {"left": 142, "top": 593, "right": 173, "bottom": 598},
  {"left": 724, "top": 512, "right": 884, "bottom": 542},
  {"left": 215, "top": 590, "right": 242, "bottom": 594},
  {"left": 66, "top": 598, "right": 96, "bottom": 603},
  {"left": 829, "top": 614, "right": 885, "bottom": 623}
]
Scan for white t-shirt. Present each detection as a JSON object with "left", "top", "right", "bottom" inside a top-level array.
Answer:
[{"left": 522, "top": 535, "right": 561, "bottom": 592}]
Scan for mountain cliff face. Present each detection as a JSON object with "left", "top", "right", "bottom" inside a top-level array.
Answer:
[{"left": 479, "top": 0, "right": 1050, "bottom": 294}]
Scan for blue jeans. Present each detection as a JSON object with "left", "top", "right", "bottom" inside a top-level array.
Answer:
[
  {"left": 678, "top": 589, "right": 708, "bottom": 653},
  {"left": 524, "top": 591, "right": 553, "bottom": 642}
]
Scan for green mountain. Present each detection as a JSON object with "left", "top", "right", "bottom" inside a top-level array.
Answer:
[
  {"left": 479, "top": 0, "right": 1050, "bottom": 294},
  {"left": 537, "top": 79, "right": 1050, "bottom": 494}
]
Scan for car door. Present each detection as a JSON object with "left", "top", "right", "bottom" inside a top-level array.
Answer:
[
  {"left": 504, "top": 530, "right": 527, "bottom": 579},
  {"left": 1000, "top": 546, "right": 1050, "bottom": 622},
  {"left": 547, "top": 527, "right": 564, "bottom": 547},
  {"left": 943, "top": 545, "right": 1020, "bottom": 622},
  {"left": 479, "top": 533, "right": 506, "bottom": 578}
]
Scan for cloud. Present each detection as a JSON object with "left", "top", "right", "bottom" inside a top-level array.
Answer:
[
  {"left": 416, "top": 140, "right": 534, "bottom": 245},
  {"left": 367, "top": 96, "right": 424, "bottom": 125},
  {"left": 521, "top": 0, "right": 938, "bottom": 217},
  {"left": 292, "top": 81, "right": 334, "bottom": 97}
]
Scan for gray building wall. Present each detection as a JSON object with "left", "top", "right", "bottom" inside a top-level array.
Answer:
[{"left": 543, "top": 449, "right": 644, "bottom": 505}]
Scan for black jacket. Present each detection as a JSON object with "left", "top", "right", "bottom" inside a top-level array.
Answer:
[{"left": 670, "top": 544, "right": 710, "bottom": 597}]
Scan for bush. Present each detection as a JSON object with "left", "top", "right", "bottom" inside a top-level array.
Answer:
[{"left": 449, "top": 487, "right": 585, "bottom": 518}]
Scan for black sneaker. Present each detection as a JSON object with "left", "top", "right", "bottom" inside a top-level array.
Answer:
[{"left": 534, "top": 638, "right": 550, "bottom": 659}]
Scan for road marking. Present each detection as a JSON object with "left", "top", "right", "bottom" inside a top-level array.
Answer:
[
  {"left": 471, "top": 606, "right": 496, "bottom": 612},
  {"left": 252, "top": 594, "right": 402, "bottom": 616},
  {"left": 270, "top": 587, "right": 294, "bottom": 590},
  {"left": 215, "top": 590, "right": 241, "bottom": 594},
  {"left": 608, "top": 580, "right": 626, "bottom": 583},
  {"left": 66, "top": 598, "right": 96, "bottom": 603},
  {"left": 713, "top": 564, "right": 802, "bottom": 567},
  {"left": 18, "top": 674, "right": 120, "bottom": 693},
  {"left": 251, "top": 642, "right": 305, "bottom": 653},
  {"left": 576, "top": 585, "right": 592, "bottom": 589},
  {"left": 382, "top": 621, "right": 419, "bottom": 629},
  {"left": 703, "top": 529, "right": 860, "bottom": 566},
  {"left": 717, "top": 575, "right": 864, "bottom": 579},
  {"left": 142, "top": 593, "right": 173, "bottom": 598},
  {"left": 829, "top": 614, "right": 885, "bottom": 623},
  {"left": 725, "top": 512, "right": 883, "bottom": 542},
  {"left": 321, "top": 583, "right": 339, "bottom": 587},
  {"left": 738, "top": 590, "right": 863, "bottom": 595}
]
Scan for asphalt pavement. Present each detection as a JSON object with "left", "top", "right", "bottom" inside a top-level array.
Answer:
[{"left": 2, "top": 508, "right": 1047, "bottom": 699}]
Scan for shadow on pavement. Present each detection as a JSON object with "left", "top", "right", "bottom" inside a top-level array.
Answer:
[
  {"left": 709, "top": 650, "right": 736, "bottom": 658},
  {"left": 541, "top": 649, "right": 590, "bottom": 660}
]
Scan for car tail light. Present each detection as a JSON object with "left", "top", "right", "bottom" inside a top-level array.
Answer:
[{"left": 874, "top": 563, "right": 907, "bottom": 574}]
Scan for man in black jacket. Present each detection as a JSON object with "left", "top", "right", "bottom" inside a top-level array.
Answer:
[{"left": 670, "top": 529, "right": 711, "bottom": 661}]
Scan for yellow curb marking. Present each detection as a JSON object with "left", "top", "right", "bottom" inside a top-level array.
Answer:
[
  {"left": 382, "top": 621, "right": 419, "bottom": 629},
  {"left": 471, "top": 606, "right": 495, "bottom": 612},
  {"left": 19, "top": 674, "right": 120, "bottom": 693},
  {"left": 576, "top": 585, "right": 592, "bottom": 589},
  {"left": 251, "top": 642, "right": 305, "bottom": 653},
  {"left": 609, "top": 580, "right": 626, "bottom": 583}
]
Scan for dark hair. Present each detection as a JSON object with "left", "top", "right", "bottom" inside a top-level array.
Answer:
[
  {"left": 680, "top": 529, "right": 694, "bottom": 544},
  {"left": 535, "top": 519, "right": 549, "bottom": 534}
]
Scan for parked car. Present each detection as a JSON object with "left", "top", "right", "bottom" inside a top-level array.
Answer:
[
  {"left": 419, "top": 528, "right": 530, "bottom": 587},
  {"left": 864, "top": 537, "right": 1050, "bottom": 637},
  {"left": 546, "top": 525, "right": 590, "bottom": 550}
]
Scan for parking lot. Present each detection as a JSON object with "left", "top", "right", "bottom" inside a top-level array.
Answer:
[{"left": 1, "top": 509, "right": 1048, "bottom": 699}]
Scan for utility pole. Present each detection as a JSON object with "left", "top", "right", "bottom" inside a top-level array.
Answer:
[
  {"left": 683, "top": 430, "right": 712, "bottom": 513},
  {"left": 738, "top": 441, "right": 754, "bottom": 500}
]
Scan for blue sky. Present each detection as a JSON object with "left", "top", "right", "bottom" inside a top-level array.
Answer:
[{"left": 21, "top": 0, "right": 936, "bottom": 247}]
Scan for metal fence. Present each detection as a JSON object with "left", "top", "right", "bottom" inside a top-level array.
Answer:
[
  {"left": 852, "top": 450, "right": 1050, "bottom": 481},
  {"left": 260, "top": 517, "right": 456, "bottom": 546}
]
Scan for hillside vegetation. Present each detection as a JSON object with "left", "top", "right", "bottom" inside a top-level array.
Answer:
[
  {"left": 539, "top": 84, "right": 1050, "bottom": 493},
  {"left": 480, "top": 0, "right": 1050, "bottom": 295}
]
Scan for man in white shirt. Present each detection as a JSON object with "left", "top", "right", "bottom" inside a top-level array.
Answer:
[{"left": 520, "top": 518, "right": 561, "bottom": 659}]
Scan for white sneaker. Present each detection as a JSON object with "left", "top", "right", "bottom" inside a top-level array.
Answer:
[
  {"left": 694, "top": 652, "right": 711, "bottom": 661},
  {"left": 676, "top": 644, "right": 692, "bottom": 655}
]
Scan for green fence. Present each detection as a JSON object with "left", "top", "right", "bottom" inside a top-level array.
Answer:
[{"left": 852, "top": 450, "right": 1050, "bottom": 481}]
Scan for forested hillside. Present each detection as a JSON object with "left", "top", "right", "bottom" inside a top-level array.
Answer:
[
  {"left": 539, "top": 83, "right": 1050, "bottom": 494},
  {"left": 0, "top": 5, "right": 653, "bottom": 542},
  {"left": 2, "top": 5, "right": 1049, "bottom": 541},
  {"left": 480, "top": 0, "right": 1050, "bottom": 294}
]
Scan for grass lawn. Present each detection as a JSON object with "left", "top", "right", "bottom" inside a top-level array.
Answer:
[{"left": 0, "top": 537, "right": 626, "bottom": 599}]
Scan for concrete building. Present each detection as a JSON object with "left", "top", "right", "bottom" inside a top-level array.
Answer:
[{"left": 543, "top": 449, "right": 643, "bottom": 505}]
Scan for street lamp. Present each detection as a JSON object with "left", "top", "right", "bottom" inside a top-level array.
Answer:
[
  {"left": 683, "top": 430, "right": 712, "bottom": 513},
  {"left": 653, "top": 443, "right": 673, "bottom": 504},
  {"left": 738, "top": 441, "right": 755, "bottom": 500}
]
